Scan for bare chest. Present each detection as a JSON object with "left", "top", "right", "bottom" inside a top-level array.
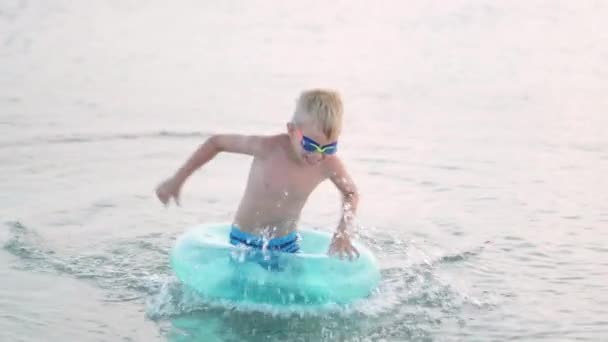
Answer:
[{"left": 248, "top": 154, "right": 324, "bottom": 201}]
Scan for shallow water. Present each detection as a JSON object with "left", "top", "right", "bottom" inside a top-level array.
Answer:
[{"left": 1, "top": 1, "right": 607, "bottom": 341}]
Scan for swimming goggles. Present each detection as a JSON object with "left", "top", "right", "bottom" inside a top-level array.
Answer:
[{"left": 300, "top": 135, "right": 338, "bottom": 155}]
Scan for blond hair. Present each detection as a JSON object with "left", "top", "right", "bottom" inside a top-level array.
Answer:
[{"left": 292, "top": 89, "right": 343, "bottom": 139}]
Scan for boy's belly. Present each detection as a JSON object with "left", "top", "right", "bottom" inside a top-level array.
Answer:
[
  {"left": 233, "top": 203, "right": 303, "bottom": 238},
  {"left": 233, "top": 167, "right": 314, "bottom": 238},
  {"left": 232, "top": 215, "right": 298, "bottom": 238}
]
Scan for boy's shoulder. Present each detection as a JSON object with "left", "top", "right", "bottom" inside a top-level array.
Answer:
[
  {"left": 256, "top": 133, "right": 288, "bottom": 147},
  {"left": 262, "top": 133, "right": 288, "bottom": 143},
  {"left": 250, "top": 133, "right": 289, "bottom": 157},
  {"left": 321, "top": 154, "right": 348, "bottom": 177}
]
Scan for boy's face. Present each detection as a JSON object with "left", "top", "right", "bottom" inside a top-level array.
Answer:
[{"left": 287, "top": 122, "right": 339, "bottom": 166}]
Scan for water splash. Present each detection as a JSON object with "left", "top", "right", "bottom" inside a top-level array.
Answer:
[
  {"left": 3, "top": 221, "right": 171, "bottom": 301},
  {"left": 3, "top": 220, "right": 492, "bottom": 340}
]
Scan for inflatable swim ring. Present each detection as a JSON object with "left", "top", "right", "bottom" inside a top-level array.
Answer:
[{"left": 170, "top": 223, "right": 381, "bottom": 307}]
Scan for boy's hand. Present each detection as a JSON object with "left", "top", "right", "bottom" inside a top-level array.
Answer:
[
  {"left": 328, "top": 232, "right": 360, "bottom": 260},
  {"left": 155, "top": 177, "right": 181, "bottom": 206}
]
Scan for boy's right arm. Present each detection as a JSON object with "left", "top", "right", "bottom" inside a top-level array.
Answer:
[{"left": 156, "top": 134, "right": 266, "bottom": 205}]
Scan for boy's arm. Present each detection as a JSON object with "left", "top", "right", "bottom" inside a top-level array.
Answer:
[
  {"left": 156, "top": 134, "right": 267, "bottom": 205},
  {"left": 172, "top": 134, "right": 266, "bottom": 186},
  {"left": 325, "top": 156, "right": 361, "bottom": 259}
]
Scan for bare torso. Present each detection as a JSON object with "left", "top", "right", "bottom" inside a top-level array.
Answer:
[{"left": 233, "top": 134, "right": 327, "bottom": 237}]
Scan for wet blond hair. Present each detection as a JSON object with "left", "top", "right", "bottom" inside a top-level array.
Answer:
[{"left": 292, "top": 89, "right": 343, "bottom": 140}]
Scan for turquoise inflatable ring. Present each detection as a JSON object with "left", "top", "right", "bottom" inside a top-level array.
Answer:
[{"left": 170, "top": 223, "right": 381, "bottom": 307}]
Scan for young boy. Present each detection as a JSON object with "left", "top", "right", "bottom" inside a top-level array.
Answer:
[{"left": 156, "top": 89, "right": 360, "bottom": 260}]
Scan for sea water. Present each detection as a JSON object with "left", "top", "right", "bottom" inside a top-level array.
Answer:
[{"left": 1, "top": 1, "right": 607, "bottom": 341}]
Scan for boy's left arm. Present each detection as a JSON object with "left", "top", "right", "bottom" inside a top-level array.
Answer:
[{"left": 325, "top": 156, "right": 361, "bottom": 260}]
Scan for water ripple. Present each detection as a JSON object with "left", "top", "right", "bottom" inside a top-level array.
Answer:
[{"left": 0, "top": 130, "right": 212, "bottom": 149}]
